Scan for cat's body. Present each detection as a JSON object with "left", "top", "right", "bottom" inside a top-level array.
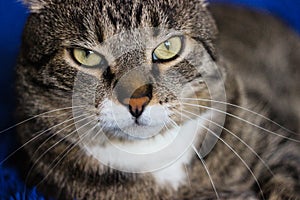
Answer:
[{"left": 16, "top": 0, "right": 300, "bottom": 199}]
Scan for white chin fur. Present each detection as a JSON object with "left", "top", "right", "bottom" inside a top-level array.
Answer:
[{"left": 82, "top": 100, "right": 213, "bottom": 190}]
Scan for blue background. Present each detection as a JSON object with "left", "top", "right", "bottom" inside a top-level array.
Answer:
[{"left": 0, "top": 0, "right": 299, "bottom": 199}]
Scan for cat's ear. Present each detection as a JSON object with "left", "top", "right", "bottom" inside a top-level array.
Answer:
[{"left": 22, "top": 0, "right": 49, "bottom": 13}]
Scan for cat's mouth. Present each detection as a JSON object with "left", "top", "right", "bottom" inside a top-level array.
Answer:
[
  {"left": 103, "top": 124, "right": 165, "bottom": 140},
  {"left": 98, "top": 99, "right": 170, "bottom": 140}
]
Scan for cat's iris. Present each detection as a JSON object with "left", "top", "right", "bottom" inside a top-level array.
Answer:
[
  {"left": 153, "top": 36, "right": 182, "bottom": 62},
  {"left": 72, "top": 49, "right": 102, "bottom": 67}
]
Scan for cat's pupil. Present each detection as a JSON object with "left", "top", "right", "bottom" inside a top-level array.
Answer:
[
  {"left": 164, "top": 41, "right": 171, "bottom": 50},
  {"left": 85, "top": 50, "right": 93, "bottom": 57}
]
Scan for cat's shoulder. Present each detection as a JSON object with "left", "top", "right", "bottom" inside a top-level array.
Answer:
[{"left": 210, "top": 4, "right": 300, "bottom": 131}]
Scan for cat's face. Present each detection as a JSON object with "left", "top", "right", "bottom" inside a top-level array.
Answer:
[{"left": 18, "top": 0, "right": 227, "bottom": 172}]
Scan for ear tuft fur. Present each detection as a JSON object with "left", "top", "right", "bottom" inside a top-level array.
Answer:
[{"left": 22, "top": 0, "right": 49, "bottom": 13}]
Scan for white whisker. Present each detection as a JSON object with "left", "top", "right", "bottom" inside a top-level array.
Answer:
[
  {"left": 184, "top": 164, "right": 192, "bottom": 189},
  {"left": 181, "top": 102, "right": 300, "bottom": 143},
  {"left": 24, "top": 114, "right": 97, "bottom": 188},
  {"left": 32, "top": 117, "right": 100, "bottom": 191},
  {"left": 176, "top": 110, "right": 266, "bottom": 200},
  {"left": 162, "top": 121, "right": 170, "bottom": 132},
  {"left": 0, "top": 112, "right": 89, "bottom": 166},
  {"left": 0, "top": 105, "right": 86, "bottom": 135},
  {"left": 167, "top": 118, "right": 180, "bottom": 129},
  {"left": 90, "top": 125, "right": 105, "bottom": 141},
  {"left": 39, "top": 112, "right": 73, "bottom": 118},
  {"left": 25, "top": 115, "right": 94, "bottom": 185},
  {"left": 179, "top": 97, "right": 297, "bottom": 135},
  {"left": 193, "top": 145, "right": 220, "bottom": 199},
  {"left": 30, "top": 113, "right": 92, "bottom": 159},
  {"left": 181, "top": 109, "right": 274, "bottom": 176}
]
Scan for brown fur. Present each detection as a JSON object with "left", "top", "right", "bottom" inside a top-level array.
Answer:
[{"left": 16, "top": 0, "right": 300, "bottom": 199}]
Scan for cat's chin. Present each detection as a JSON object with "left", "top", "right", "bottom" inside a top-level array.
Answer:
[
  {"left": 82, "top": 111, "right": 212, "bottom": 175},
  {"left": 103, "top": 122, "right": 167, "bottom": 140}
]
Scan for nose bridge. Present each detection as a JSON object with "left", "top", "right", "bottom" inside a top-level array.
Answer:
[
  {"left": 115, "top": 69, "right": 152, "bottom": 100},
  {"left": 114, "top": 68, "right": 153, "bottom": 118}
]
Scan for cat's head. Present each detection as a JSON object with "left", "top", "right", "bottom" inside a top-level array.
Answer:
[{"left": 18, "top": 0, "right": 229, "bottom": 172}]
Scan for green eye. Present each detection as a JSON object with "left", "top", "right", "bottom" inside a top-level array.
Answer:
[
  {"left": 153, "top": 36, "right": 182, "bottom": 61},
  {"left": 72, "top": 48, "right": 102, "bottom": 67}
]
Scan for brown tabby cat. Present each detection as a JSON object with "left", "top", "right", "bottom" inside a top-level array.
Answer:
[{"left": 16, "top": 0, "right": 300, "bottom": 199}]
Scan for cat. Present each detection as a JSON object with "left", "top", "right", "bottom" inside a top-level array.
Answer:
[{"left": 15, "top": 0, "right": 300, "bottom": 199}]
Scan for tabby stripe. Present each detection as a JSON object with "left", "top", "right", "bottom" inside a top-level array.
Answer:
[{"left": 134, "top": 3, "right": 143, "bottom": 26}]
